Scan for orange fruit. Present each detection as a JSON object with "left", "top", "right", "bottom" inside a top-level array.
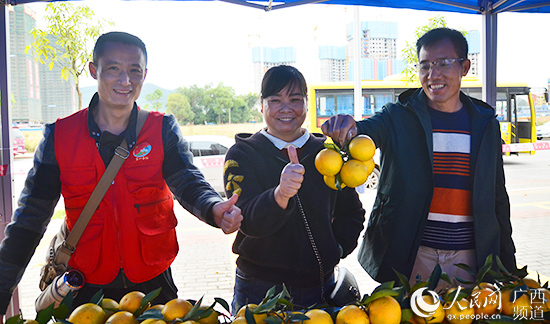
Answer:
[
  {"left": 532, "top": 288, "right": 550, "bottom": 312},
  {"left": 140, "top": 320, "right": 167, "bottom": 324},
  {"left": 335, "top": 304, "right": 369, "bottom": 324},
  {"left": 162, "top": 299, "right": 194, "bottom": 321},
  {"left": 146, "top": 304, "right": 164, "bottom": 311},
  {"left": 518, "top": 278, "right": 542, "bottom": 289},
  {"left": 101, "top": 298, "right": 120, "bottom": 318},
  {"left": 501, "top": 288, "right": 531, "bottom": 316},
  {"left": 197, "top": 307, "right": 219, "bottom": 324},
  {"left": 119, "top": 291, "right": 146, "bottom": 314},
  {"left": 315, "top": 149, "right": 343, "bottom": 176},
  {"left": 105, "top": 311, "right": 138, "bottom": 324},
  {"left": 349, "top": 135, "right": 376, "bottom": 161},
  {"left": 303, "top": 309, "right": 333, "bottom": 324},
  {"left": 68, "top": 303, "right": 107, "bottom": 324},
  {"left": 469, "top": 288, "right": 498, "bottom": 317},
  {"left": 368, "top": 296, "right": 401, "bottom": 324},
  {"left": 340, "top": 159, "right": 369, "bottom": 188},
  {"left": 362, "top": 158, "right": 375, "bottom": 174},
  {"left": 323, "top": 175, "right": 346, "bottom": 190},
  {"left": 444, "top": 298, "right": 475, "bottom": 324},
  {"left": 411, "top": 295, "right": 444, "bottom": 324},
  {"left": 235, "top": 304, "right": 268, "bottom": 323},
  {"left": 231, "top": 318, "right": 247, "bottom": 324}
]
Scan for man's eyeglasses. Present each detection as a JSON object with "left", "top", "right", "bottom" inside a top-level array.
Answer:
[{"left": 415, "top": 58, "right": 465, "bottom": 73}]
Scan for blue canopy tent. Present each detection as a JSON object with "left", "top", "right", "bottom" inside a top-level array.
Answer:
[{"left": 1, "top": 0, "right": 549, "bottom": 315}]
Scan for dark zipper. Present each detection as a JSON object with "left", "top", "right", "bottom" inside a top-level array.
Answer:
[{"left": 134, "top": 196, "right": 170, "bottom": 213}]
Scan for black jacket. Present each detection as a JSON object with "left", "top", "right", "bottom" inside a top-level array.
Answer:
[
  {"left": 224, "top": 132, "right": 365, "bottom": 287},
  {"left": 356, "top": 88, "right": 516, "bottom": 283}
]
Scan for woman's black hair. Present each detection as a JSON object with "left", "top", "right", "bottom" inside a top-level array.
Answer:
[{"left": 261, "top": 65, "right": 307, "bottom": 99}]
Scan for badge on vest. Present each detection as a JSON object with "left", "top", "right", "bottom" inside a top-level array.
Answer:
[{"left": 133, "top": 142, "right": 152, "bottom": 160}]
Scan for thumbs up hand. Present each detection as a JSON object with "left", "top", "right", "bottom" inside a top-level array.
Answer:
[
  {"left": 213, "top": 193, "right": 243, "bottom": 234},
  {"left": 274, "top": 146, "right": 305, "bottom": 209}
]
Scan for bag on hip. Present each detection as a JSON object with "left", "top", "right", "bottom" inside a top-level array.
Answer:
[
  {"left": 39, "top": 222, "right": 71, "bottom": 292},
  {"left": 327, "top": 266, "right": 361, "bottom": 307}
]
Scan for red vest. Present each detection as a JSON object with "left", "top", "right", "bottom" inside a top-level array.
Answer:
[{"left": 55, "top": 109, "right": 178, "bottom": 285}]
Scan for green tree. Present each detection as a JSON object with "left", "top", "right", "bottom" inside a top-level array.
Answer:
[
  {"left": 25, "top": 2, "right": 113, "bottom": 110},
  {"left": 145, "top": 89, "right": 164, "bottom": 111},
  {"left": 204, "top": 83, "right": 235, "bottom": 124},
  {"left": 178, "top": 85, "right": 208, "bottom": 125},
  {"left": 166, "top": 92, "right": 194, "bottom": 124},
  {"left": 231, "top": 93, "right": 261, "bottom": 123},
  {"left": 401, "top": 16, "right": 448, "bottom": 83}
]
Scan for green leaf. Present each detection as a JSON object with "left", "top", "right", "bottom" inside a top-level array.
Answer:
[
  {"left": 288, "top": 313, "right": 309, "bottom": 323},
  {"left": 439, "top": 272, "right": 452, "bottom": 285},
  {"left": 214, "top": 297, "right": 231, "bottom": 313},
  {"left": 427, "top": 264, "right": 442, "bottom": 291},
  {"left": 182, "top": 296, "right": 203, "bottom": 320},
  {"left": 372, "top": 281, "right": 395, "bottom": 293},
  {"left": 263, "top": 316, "right": 284, "bottom": 324},
  {"left": 324, "top": 142, "right": 340, "bottom": 152},
  {"left": 90, "top": 289, "right": 104, "bottom": 305},
  {"left": 244, "top": 307, "right": 257, "bottom": 324},
  {"left": 5, "top": 314, "right": 22, "bottom": 324},
  {"left": 495, "top": 255, "right": 511, "bottom": 275},
  {"left": 393, "top": 268, "right": 411, "bottom": 293},
  {"left": 401, "top": 308, "right": 413, "bottom": 323},
  {"left": 335, "top": 173, "right": 344, "bottom": 191},
  {"left": 53, "top": 292, "right": 73, "bottom": 320},
  {"left": 256, "top": 297, "right": 278, "bottom": 313},
  {"left": 35, "top": 303, "right": 54, "bottom": 324},
  {"left": 134, "top": 288, "right": 162, "bottom": 317},
  {"left": 363, "top": 288, "right": 400, "bottom": 306},
  {"left": 136, "top": 309, "right": 164, "bottom": 321}
]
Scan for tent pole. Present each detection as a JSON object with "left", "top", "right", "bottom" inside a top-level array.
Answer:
[
  {"left": 481, "top": 11, "right": 498, "bottom": 108},
  {"left": 353, "top": 6, "right": 362, "bottom": 122},
  {"left": 0, "top": 4, "right": 19, "bottom": 319}
]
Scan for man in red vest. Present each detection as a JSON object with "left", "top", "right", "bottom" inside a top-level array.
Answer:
[{"left": 0, "top": 32, "right": 242, "bottom": 318}]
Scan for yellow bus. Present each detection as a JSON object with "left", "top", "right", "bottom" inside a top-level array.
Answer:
[{"left": 306, "top": 75, "right": 537, "bottom": 155}]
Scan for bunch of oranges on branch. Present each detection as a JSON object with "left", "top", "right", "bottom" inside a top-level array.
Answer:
[{"left": 315, "top": 135, "right": 376, "bottom": 190}]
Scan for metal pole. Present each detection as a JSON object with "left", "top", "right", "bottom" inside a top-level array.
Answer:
[
  {"left": 481, "top": 11, "right": 498, "bottom": 107},
  {"left": 0, "top": 4, "right": 19, "bottom": 318},
  {"left": 353, "top": 6, "right": 362, "bottom": 121}
]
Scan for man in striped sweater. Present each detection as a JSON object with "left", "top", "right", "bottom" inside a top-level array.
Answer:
[{"left": 321, "top": 28, "right": 515, "bottom": 290}]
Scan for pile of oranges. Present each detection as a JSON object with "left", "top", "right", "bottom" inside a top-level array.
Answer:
[
  {"left": 315, "top": 135, "right": 377, "bottom": 189},
  {"left": 232, "top": 295, "right": 400, "bottom": 324},
  {"left": 64, "top": 291, "right": 218, "bottom": 324}
]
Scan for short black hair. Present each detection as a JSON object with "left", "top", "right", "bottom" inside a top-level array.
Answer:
[
  {"left": 261, "top": 65, "right": 307, "bottom": 99},
  {"left": 416, "top": 27, "right": 468, "bottom": 59},
  {"left": 93, "top": 31, "right": 147, "bottom": 65}
]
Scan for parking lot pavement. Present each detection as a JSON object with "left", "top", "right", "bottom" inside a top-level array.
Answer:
[{"left": 13, "top": 190, "right": 550, "bottom": 319}]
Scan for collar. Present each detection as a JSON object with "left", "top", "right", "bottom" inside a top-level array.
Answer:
[
  {"left": 86, "top": 92, "right": 140, "bottom": 149},
  {"left": 260, "top": 128, "right": 310, "bottom": 150}
]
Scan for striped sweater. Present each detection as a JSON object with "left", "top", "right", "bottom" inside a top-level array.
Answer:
[{"left": 421, "top": 106, "right": 475, "bottom": 250}]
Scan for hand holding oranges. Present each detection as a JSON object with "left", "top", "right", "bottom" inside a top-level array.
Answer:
[{"left": 315, "top": 135, "right": 376, "bottom": 190}]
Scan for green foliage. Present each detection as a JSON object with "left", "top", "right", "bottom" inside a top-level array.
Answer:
[
  {"left": 144, "top": 89, "right": 164, "bottom": 112},
  {"left": 166, "top": 92, "right": 194, "bottom": 124},
  {"left": 169, "top": 84, "right": 260, "bottom": 126},
  {"left": 400, "top": 16, "right": 449, "bottom": 83},
  {"left": 25, "top": 2, "right": 113, "bottom": 110}
]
